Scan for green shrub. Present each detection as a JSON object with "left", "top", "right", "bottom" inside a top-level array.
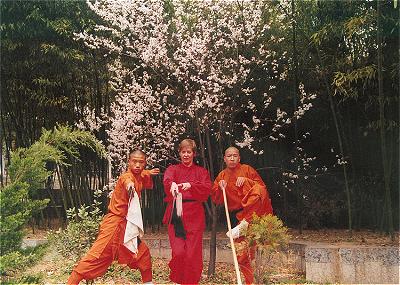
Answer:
[
  {"left": 246, "top": 213, "right": 290, "bottom": 253},
  {"left": 0, "top": 182, "right": 49, "bottom": 255},
  {"left": 49, "top": 188, "right": 104, "bottom": 262},
  {"left": 1, "top": 125, "right": 106, "bottom": 256},
  {"left": 0, "top": 125, "right": 106, "bottom": 283},
  {"left": 0, "top": 244, "right": 48, "bottom": 276},
  {"left": 245, "top": 214, "right": 290, "bottom": 284},
  {"left": 1, "top": 125, "right": 105, "bottom": 257}
]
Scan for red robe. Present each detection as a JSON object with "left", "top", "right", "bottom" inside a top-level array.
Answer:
[
  {"left": 68, "top": 170, "right": 154, "bottom": 284},
  {"left": 162, "top": 163, "right": 211, "bottom": 284},
  {"left": 211, "top": 163, "right": 273, "bottom": 284}
]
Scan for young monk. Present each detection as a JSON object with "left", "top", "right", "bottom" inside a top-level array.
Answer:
[
  {"left": 162, "top": 139, "right": 211, "bottom": 284},
  {"left": 67, "top": 150, "right": 159, "bottom": 285},
  {"left": 211, "top": 146, "right": 273, "bottom": 285}
]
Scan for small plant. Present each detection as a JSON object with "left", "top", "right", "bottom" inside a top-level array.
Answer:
[
  {"left": 14, "top": 273, "right": 44, "bottom": 284},
  {"left": 0, "top": 243, "right": 48, "bottom": 282},
  {"left": 49, "top": 188, "right": 105, "bottom": 262},
  {"left": 102, "top": 262, "right": 141, "bottom": 283},
  {"left": 246, "top": 214, "right": 290, "bottom": 251},
  {"left": 245, "top": 213, "right": 290, "bottom": 284}
]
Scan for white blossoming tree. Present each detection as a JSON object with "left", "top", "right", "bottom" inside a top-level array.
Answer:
[{"left": 76, "top": 0, "right": 317, "bottom": 171}]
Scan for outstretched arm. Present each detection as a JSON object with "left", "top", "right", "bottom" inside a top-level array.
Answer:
[{"left": 141, "top": 168, "right": 160, "bottom": 189}]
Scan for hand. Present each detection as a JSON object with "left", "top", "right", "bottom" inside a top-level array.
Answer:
[
  {"left": 235, "top": 177, "right": 246, "bottom": 187},
  {"left": 127, "top": 182, "right": 135, "bottom": 196},
  {"left": 219, "top": 180, "right": 227, "bottom": 190},
  {"left": 148, "top": 168, "right": 160, "bottom": 175},
  {"left": 178, "top": 182, "right": 191, "bottom": 191},
  {"left": 170, "top": 182, "right": 179, "bottom": 197}
]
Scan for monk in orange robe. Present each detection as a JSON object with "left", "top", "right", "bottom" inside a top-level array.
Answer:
[
  {"left": 211, "top": 146, "right": 273, "bottom": 284},
  {"left": 67, "top": 150, "right": 159, "bottom": 285}
]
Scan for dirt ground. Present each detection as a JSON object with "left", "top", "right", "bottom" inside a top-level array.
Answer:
[
  {"left": 286, "top": 228, "right": 399, "bottom": 246},
  {"left": 25, "top": 226, "right": 399, "bottom": 246}
]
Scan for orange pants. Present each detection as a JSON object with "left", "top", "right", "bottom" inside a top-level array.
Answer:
[
  {"left": 234, "top": 189, "right": 271, "bottom": 285},
  {"left": 235, "top": 236, "right": 255, "bottom": 284},
  {"left": 67, "top": 222, "right": 152, "bottom": 284}
]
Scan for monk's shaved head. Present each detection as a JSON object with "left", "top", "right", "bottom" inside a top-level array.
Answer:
[
  {"left": 129, "top": 149, "right": 147, "bottom": 175},
  {"left": 224, "top": 146, "right": 241, "bottom": 169},
  {"left": 224, "top": 146, "right": 240, "bottom": 156},
  {"left": 130, "top": 149, "right": 146, "bottom": 159}
]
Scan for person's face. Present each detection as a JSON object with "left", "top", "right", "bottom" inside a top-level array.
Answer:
[
  {"left": 224, "top": 149, "right": 240, "bottom": 169},
  {"left": 128, "top": 154, "right": 146, "bottom": 174},
  {"left": 179, "top": 146, "right": 195, "bottom": 167}
]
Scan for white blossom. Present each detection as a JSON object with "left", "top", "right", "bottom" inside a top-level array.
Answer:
[{"left": 74, "top": 0, "right": 318, "bottom": 169}]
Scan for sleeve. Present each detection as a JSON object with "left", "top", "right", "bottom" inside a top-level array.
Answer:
[
  {"left": 241, "top": 179, "right": 264, "bottom": 207},
  {"left": 210, "top": 172, "right": 224, "bottom": 205},
  {"left": 238, "top": 167, "right": 271, "bottom": 221},
  {"left": 121, "top": 174, "right": 147, "bottom": 199},
  {"left": 113, "top": 175, "right": 126, "bottom": 197},
  {"left": 246, "top": 165, "right": 271, "bottom": 200},
  {"left": 163, "top": 165, "right": 175, "bottom": 201},
  {"left": 141, "top": 170, "right": 154, "bottom": 189},
  {"left": 121, "top": 174, "right": 134, "bottom": 192},
  {"left": 245, "top": 165, "right": 266, "bottom": 188},
  {"left": 182, "top": 167, "right": 211, "bottom": 202}
]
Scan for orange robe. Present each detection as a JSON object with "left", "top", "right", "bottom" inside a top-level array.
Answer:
[
  {"left": 211, "top": 163, "right": 273, "bottom": 284},
  {"left": 67, "top": 170, "right": 154, "bottom": 284}
]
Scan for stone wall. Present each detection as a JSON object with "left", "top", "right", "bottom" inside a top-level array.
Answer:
[
  {"left": 305, "top": 245, "right": 399, "bottom": 284},
  {"left": 143, "top": 237, "right": 399, "bottom": 284}
]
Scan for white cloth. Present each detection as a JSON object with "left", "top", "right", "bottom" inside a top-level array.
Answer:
[
  {"left": 176, "top": 192, "right": 183, "bottom": 217},
  {"left": 170, "top": 182, "right": 179, "bottom": 196},
  {"left": 124, "top": 190, "right": 144, "bottom": 254},
  {"left": 171, "top": 181, "right": 183, "bottom": 217},
  {"left": 226, "top": 219, "right": 249, "bottom": 239}
]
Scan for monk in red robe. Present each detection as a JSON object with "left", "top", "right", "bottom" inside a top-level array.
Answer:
[
  {"left": 67, "top": 150, "right": 159, "bottom": 285},
  {"left": 162, "top": 139, "right": 211, "bottom": 284},
  {"left": 211, "top": 146, "right": 273, "bottom": 284}
]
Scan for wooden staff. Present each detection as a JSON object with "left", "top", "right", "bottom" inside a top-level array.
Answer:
[
  {"left": 108, "top": 157, "right": 112, "bottom": 183},
  {"left": 107, "top": 157, "right": 115, "bottom": 199},
  {"left": 221, "top": 184, "right": 243, "bottom": 285}
]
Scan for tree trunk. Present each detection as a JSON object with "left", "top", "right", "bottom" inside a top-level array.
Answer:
[
  {"left": 206, "top": 129, "right": 217, "bottom": 276},
  {"left": 377, "top": 0, "right": 394, "bottom": 238},
  {"left": 291, "top": 0, "right": 303, "bottom": 234},
  {"left": 56, "top": 165, "right": 68, "bottom": 225},
  {"left": 315, "top": 47, "right": 353, "bottom": 233}
]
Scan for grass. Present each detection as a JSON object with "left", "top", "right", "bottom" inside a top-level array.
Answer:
[
  {"left": 4, "top": 244, "right": 306, "bottom": 284},
  {"left": 1, "top": 239, "right": 307, "bottom": 284},
  {"left": 0, "top": 243, "right": 48, "bottom": 284}
]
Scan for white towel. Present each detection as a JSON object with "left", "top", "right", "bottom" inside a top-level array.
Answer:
[
  {"left": 123, "top": 190, "right": 144, "bottom": 254},
  {"left": 176, "top": 192, "right": 183, "bottom": 217}
]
